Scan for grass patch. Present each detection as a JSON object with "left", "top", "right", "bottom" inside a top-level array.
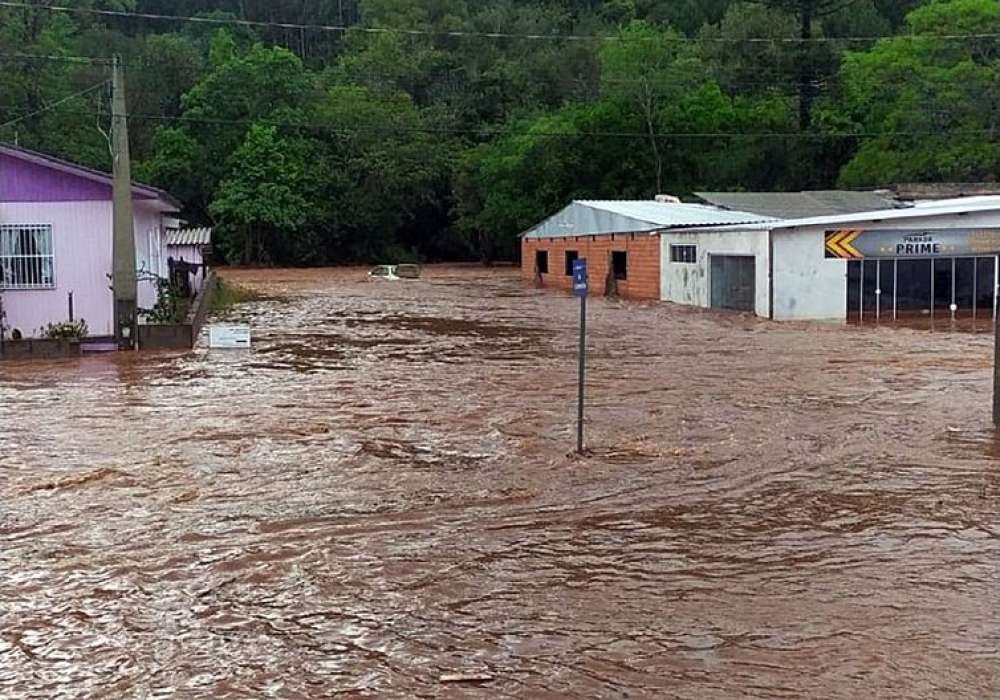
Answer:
[{"left": 211, "top": 278, "right": 265, "bottom": 314}]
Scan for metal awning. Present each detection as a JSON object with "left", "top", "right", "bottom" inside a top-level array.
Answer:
[{"left": 166, "top": 227, "right": 212, "bottom": 246}]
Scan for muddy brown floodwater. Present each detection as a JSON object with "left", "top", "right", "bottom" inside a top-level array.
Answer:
[{"left": 1, "top": 266, "right": 999, "bottom": 699}]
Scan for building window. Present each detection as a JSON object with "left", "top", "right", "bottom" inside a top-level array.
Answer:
[
  {"left": 535, "top": 249, "right": 549, "bottom": 274},
  {"left": 148, "top": 228, "right": 162, "bottom": 277},
  {"left": 0, "top": 224, "right": 54, "bottom": 290},
  {"left": 612, "top": 251, "right": 627, "bottom": 280},
  {"left": 671, "top": 244, "right": 697, "bottom": 263},
  {"left": 565, "top": 250, "right": 579, "bottom": 275}
]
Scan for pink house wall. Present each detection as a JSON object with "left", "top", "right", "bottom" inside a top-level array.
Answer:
[
  {"left": 0, "top": 146, "right": 176, "bottom": 339},
  {"left": 0, "top": 201, "right": 168, "bottom": 337},
  {"left": 1, "top": 201, "right": 114, "bottom": 336}
]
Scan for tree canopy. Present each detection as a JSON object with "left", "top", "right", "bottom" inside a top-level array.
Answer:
[{"left": 1, "top": 0, "right": 994, "bottom": 264}]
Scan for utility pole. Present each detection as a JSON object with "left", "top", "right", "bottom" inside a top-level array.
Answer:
[{"left": 111, "top": 54, "right": 137, "bottom": 349}]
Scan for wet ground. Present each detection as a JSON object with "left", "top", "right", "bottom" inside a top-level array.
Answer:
[{"left": 1, "top": 266, "right": 998, "bottom": 699}]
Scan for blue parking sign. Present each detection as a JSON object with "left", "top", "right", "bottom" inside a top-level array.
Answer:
[{"left": 572, "top": 259, "right": 588, "bottom": 297}]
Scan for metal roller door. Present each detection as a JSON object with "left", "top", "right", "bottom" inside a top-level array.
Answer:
[{"left": 710, "top": 255, "right": 756, "bottom": 311}]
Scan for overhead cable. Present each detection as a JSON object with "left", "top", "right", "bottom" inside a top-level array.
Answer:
[{"left": 1, "top": 2, "right": 998, "bottom": 44}]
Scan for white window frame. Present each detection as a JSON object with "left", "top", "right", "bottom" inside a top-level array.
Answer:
[
  {"left": 670, "top": 244, "right": 698, "bottom": 264},
  {"left": 148, "top": 227, "right": 162, "bottom": 277},
  {"left": 0, "top": 224, "right": 55, "bottom": 290}
]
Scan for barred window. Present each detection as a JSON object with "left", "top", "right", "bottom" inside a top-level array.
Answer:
[
  {"left": 0, "top": 224, "right": 55, "bottom": 290},
  {"left": 671, "top": 244, "right": 697, "bottom": 264}
]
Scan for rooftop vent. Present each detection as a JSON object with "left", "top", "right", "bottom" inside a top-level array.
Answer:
[{"left": 654, "top": 194, "right": 681, "bottom": 204}]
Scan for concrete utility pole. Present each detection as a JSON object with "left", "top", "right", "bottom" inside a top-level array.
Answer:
[{"left": 111, "top": 54, "right": 137, "bottom": 349}]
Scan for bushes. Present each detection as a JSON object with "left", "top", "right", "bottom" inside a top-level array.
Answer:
[{"left": 43, "top": 320, "right": 88, "bottom": 339}]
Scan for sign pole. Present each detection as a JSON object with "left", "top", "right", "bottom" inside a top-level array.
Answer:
[
  {"left": 573, "top": 259, "right": 589, "bottom": 454},
  {"left": 577, "top": 291, "right": 587, "bottom": 453}
]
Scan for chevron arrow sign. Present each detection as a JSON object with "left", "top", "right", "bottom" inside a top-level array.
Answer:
[
  {"left": 824, "top": 230, "right": 863, "bottom": 258},
  {"left": 824, "top": 228, "right": 1000, "bottom": 259}
]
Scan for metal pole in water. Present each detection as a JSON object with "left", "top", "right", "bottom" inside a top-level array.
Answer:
[
  {"left": 572, "top": 258, "right": 589, "bottom": 454},
  {"left": 994, "top": 256, "right": 998, "bottom": 322},
  {"left": 974, "top": 258, "right": 978, "bottom": 320},
  {"left": 875, "top": 262, "right": 881, "bottom": 323},
  {"left": 893, "top": 259, "right": 898, "bottom": 322},
  {"left": 577, "top": 292, "right": 587, "bottom": 454},
  {"left": 951, "top": 257, "right": 957, "bottom": 321},
  {"left": 858, "top": 262, "right": 864, "bottom": 325}
]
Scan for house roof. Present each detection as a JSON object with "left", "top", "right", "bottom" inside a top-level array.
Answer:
[
  {"left": 672, "top": 195, "right": 1000, "bottom": 233},
  {"left": 893, "top": 183, "right": 1000, "bottom": 200},
  {"left": 0, "top": 143, "right": 181, "bottom": 210},
  {"left": 522, "top": 200, "right": 776, "bottom": 240},
  {"left": 166, "top": 227, "right": 211, "bottom": 246},
  {"left": 695, "top": 190, "right": 903, "bottom": 219}
]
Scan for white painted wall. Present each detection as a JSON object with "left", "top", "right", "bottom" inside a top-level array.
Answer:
[
  {"left": 771, "top": 229, "right": 846, "bottom": 321},
  {"left": 134, "top": 203, "right": 165, "bottom": 313},
  {"left": 767, "top": 210, "right": 1000, "bottom": 321},
  {"left": 660, "top": 229, "right": 770, "bottom": 317},
  {"left": 663, "top": 208, "right": 1000, "bottom": 322}
]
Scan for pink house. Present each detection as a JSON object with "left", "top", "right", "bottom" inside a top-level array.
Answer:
[{"left": 0, "top": 144, "right": 179, "bottom": 339}]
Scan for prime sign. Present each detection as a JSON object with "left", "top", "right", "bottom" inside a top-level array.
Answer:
[{"left": 825, "top": 228, "right": 1000, "bottom": 260}]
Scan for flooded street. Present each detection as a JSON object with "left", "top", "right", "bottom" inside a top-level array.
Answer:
[{"left": 1, "top": 265, "right": 998, "bottom": 698}]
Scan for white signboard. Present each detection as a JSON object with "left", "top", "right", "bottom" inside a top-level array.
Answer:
[{"left": 208, "top": 324, "right": 251, "bottom": 349}]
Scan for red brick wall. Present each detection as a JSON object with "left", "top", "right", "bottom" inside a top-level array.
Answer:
[{"left": 521, "top": 233, "right": 660, "bottom": 301}]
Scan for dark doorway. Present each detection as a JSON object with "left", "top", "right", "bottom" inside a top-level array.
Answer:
[
  {"left": 848, "top": 256, "right": 999, "bottom": 326},
  {"left": 565, "top": 250, "right": 578, "bottom": 276},
  {"left": 975, "top": 257, "right": 996, "bottom": 316},
  {"left": 933, "top": 258, "right": 952, "bottom": 313},
  {"left": 896, "top": 259, "right": 932, "bottom": 317},
  {"left": 710, "top": 255, "right": 756, "bottom": 311},
  {"left": 955, "top": 258, "right": 975, "bottom": 313},
  {"left": 535, "top": 250, "right": 548, "bottom": 274},
  {"left": 612, "top": 251, "right": 627, "bottom": 280}
]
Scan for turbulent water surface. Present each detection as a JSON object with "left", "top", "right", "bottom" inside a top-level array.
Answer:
[{"left": 1, "top": 266, "right": 998, "bottom": 698}]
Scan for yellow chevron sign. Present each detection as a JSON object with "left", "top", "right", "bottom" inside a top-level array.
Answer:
[{"left": 825, "top": 229, "right": 864, "bottom": 259}]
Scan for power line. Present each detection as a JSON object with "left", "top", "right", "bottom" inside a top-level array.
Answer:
[
  {"left": 1, "top": 1, "right": 999, "bottom": 44},
  {"left": 0, "top": 40, "right": 961, "bottom": 95},
  {"left": 0, "top": 51, "right": 111, "bottom": 65},
  {"left": 52, "top": 106, "right": 999, "bottom": 141},
  {"left": 0, "top": 81, "right": 109, "bottom": 131}
]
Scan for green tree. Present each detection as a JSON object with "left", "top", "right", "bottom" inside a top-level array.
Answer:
[
  {"left": 828, "top": 0, "right": 1000, "bottom": 185},
  {"left": 600, "top": 20, "right": 706, "bottom": 192},
  {"left": 209, "top": 124, "right": 316, "bottom": 263},
  {"left": 142, "top": 43, "right": 317, "bottom": 223}
]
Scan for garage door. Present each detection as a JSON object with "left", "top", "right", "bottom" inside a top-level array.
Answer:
[{"left": 710, "top": 255, "right": 756, "bottom": 312}]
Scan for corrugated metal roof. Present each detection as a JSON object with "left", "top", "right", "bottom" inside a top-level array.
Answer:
[
  {"left": 522, "top": 200, "right": 776, "bottom": 239},
  {"left": 671, "top": 195, "right": 1000, "bottom": 233},
  {"left": 769, "top": 195, "right": 1000, "bottom": 229},
  {"left": 166, "top": 227, "right": 212, "bottom": 246},
  {"left": 695, "top": 190, "right": 901, "bottom": 219}
]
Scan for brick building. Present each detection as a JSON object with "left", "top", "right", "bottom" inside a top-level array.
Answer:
[{"left": 521, "top": 200, "right": 771, "bottom": 301}]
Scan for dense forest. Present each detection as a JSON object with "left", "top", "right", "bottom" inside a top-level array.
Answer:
[{"left": 1, "top": 0, "right": 997, "bottom": 263}]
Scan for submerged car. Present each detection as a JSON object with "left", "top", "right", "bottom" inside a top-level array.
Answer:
[
  {"left": 368, "top": 265, "right": 399, "bottom": 280},
  {"left": 368, "top": 264, "right": 421, "bottom": 280},
  {"left": 396, "top": 264, "right": 421, "bottom": 279}
]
